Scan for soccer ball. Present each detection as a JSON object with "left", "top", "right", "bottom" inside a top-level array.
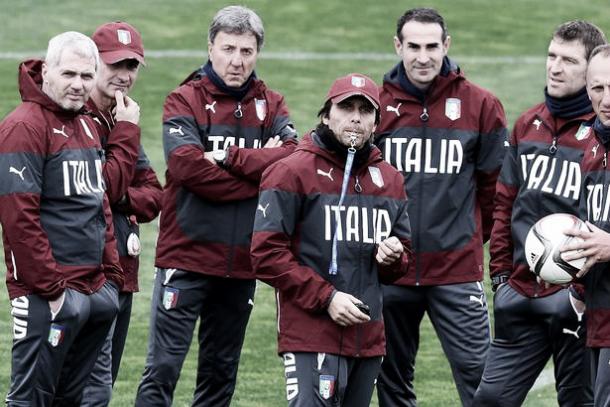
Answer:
[{"left": 524, "top": 213, "right": 589, "bottom": 284}]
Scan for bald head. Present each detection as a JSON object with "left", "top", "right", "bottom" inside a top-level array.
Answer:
[{"left": 587, "top": 47, "right": 610, "bottom": 126}]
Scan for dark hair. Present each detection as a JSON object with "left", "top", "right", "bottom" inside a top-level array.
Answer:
[
  {"left": 553, "top": 21, "right": 607, "bottom": 60},
  {"left": 317, "top": 98, "right": 381, "bottom": 125},
  {"left": 317, "top": 100, "right": 333, "bottom": 121},
  {"left": 396, "top": 8, "right": 447, "bottom": 43}
]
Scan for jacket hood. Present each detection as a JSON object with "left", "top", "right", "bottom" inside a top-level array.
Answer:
[
  {"left": 382, "top": 57, "right": 463, "bottom": 103},
  {"left": 297, "top": 131, "right": 384, "bottom": 169},
  {"left": 18, "top": 59, "right": 74, "bottom": 114}
]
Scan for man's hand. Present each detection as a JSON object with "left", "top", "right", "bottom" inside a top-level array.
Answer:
[
  {"left": 263, "top": 135, "right": 283, "bottom": 148},
  {"left": 203, "top": 136, "right": 281, "bottom": 165},
  {"left": 536, "top": 276, "right": 552, "bottom": 289},
  {"left": 49, "top": 291, "right": 66, "bottom": 320},
  {"left": 113, "top": 90, "right": 140, "bottom": 125},
  {"left": 376, "top": 236, "right": 403, "bottom": 265},
  {"left": 327, "top": 291, "right": 370, "bottom": 326},
  {"left": 561, "top": 221, "right": 610, "bottom": 278}
]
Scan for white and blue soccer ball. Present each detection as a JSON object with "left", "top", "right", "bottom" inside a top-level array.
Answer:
[{"left": 524, "top": 213, "right": 589, "bottom": 284}]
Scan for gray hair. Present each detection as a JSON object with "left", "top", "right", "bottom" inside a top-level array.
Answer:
[
  {"left": 208, "top": 6, "right": 265, "bottom": 51},
  {"left": 45, "top": 31, "right": 99, "bottom": 70},
  {"left": 589, "top": 43, "right": 610, "bottom": 62}
]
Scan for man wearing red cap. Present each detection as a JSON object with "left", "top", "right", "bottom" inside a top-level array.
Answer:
[
  {"left": 0, "top": 31, "right": 123, "bottom": 406},
  {"left": 251, "top": 73, "right": 412, "bottom": 406},
  {"left": 135, "top": 6, "right": 297, "bottom": 406},
  {"left": 81, "top": 22, "right": 163, "bottom": 406}
]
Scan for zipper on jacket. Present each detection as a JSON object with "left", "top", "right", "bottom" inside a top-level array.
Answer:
[
  {"left": 226, "top": 204, "right": 239, "bottom": 276},
  {"left": 549, "top": 136, "right": 558, "bottom": 155},
  {"left": 529, "top": 115, "right": 554, "bottom": 295},
  {"left": 225, "top": 102, "right": 246, "bottom": 276},
  {"left": 415, "top": 103, "right": 429, "bottom": 285},
  {"left": 356, "top": 179, "right": 364, "bottom": 356},
  {"left": 420, "top": 107, "right": 429, "bottom": 122},
  {"left": 234, "top": 102, "right": 243, "bottom": 119}
]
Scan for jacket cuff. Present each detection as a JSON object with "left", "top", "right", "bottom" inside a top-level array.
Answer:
[
  {"left": 38, "top": 280, "right": 66, "bottom": 301},
  {"left": 224, "top": 145, "right": 238, "bottom": 169},
  {"left": 103, "top": 267, "right": 125, "bottom": 292},
  {"left": 112, "top": 120, "right": 140, "bottom": 134},
  {"left": 323, "top": 288, "right": 338, "bottom": 309}
]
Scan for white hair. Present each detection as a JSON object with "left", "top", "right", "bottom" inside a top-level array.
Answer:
[{"left": 45, "top": 31, "right": 99, "bottom": 70}]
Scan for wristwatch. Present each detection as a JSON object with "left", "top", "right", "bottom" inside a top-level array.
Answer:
[
  {"left": 212, "top": 149, "right": 227, "bottom": 166},
  {"left": 491, "top": 273, "right": 509, "bottom": 292}
]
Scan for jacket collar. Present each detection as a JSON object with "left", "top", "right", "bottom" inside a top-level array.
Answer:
[
  {"left": 297, "top": 131, "right": 383, "bottom": 170},
  {"left": 180, "top": 61, "right": 266, "bottom": 102},
  {"left": 382, "top": 57, "right": 463, "bottom": 104}
]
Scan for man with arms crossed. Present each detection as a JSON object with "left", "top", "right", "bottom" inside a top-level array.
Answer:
[
  {"left": 0, "top": 32, "right": 125, "bottom": 406},
  {"left": 82, "top": 21, "right": 163, "bottom": 406},
  {"left": 135, "top": 6, "right": 297, "bottom": 406},
  {"left": 473, "top": 21, "right": 606, "bottom": 406},
  {"left": 375, "top": 7, "right": 507, "bottom": 406},
  {"left": 251, "top": 73, "right": 412, "bottom": 406}
]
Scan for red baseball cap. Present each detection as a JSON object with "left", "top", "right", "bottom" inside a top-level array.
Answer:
[
  {"left": 326, "top": 73, "right": 380, "bottom": 110},
  {"left": 92, "top": 22, "right": 146, "bottom": 66}
]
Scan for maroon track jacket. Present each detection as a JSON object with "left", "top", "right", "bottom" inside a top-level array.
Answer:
[
  {"left": 155, "top": 66, "right": 297, "bottom": 279},
  {"left": 376, "top": 62, "right": 507, "bottom": 286},
  {"left": 0, "top": 60, "right": 125, "bottom": 300},
  {"left": 490, "top": 102, "right": 594, "bottom": 298},
  {"left": 252, "top": 133, "right": 412, "bottom": 357},
  {"left": 86, "top": 100, "right": 162, "bottom": 292}
]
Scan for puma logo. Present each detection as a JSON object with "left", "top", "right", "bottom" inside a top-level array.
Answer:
[
  {"left": 9, "top": 166, "right": 26, "bottom": 181},
  {"left": 562, "top": 326, "right": 581, "bottom": 339},
  {"left": 53, "top": 126, "right": 68, "bottom": 138},
  {"left": 386, "top": 103, "right": 402, "bottom": 117},
  {"left": 469, "top": 294, "right": 484, "bottom": 308},
  {"left": 257, "top": 203, "right": 269, "bottom": 218},
  {"left": 169, "top": 126, "right": 184, "bottom": 136},
  {"left": 533, "top": 119, "right": 542, "bottom": 130},
  {"left": 205, "top": 101, "right": 217, "bottom": 113},
  {"left": 317, "top": 167, "right": 334, "bottom": 181}
]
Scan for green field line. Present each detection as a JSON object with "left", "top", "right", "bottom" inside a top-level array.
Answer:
[{"left": 0, "top": 50, "right": 544, "bottom": 64}]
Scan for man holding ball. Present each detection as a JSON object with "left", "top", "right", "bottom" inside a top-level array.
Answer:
[
  {"left": 562, "top": 43, "right": 610, "bottom": 406},
  {"left": 474, "top": 21, "right": 606, "bottom": 406}
]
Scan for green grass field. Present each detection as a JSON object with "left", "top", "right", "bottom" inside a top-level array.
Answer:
[{"left": 1, "top": 0, "right": 610, "bottom": 405}]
